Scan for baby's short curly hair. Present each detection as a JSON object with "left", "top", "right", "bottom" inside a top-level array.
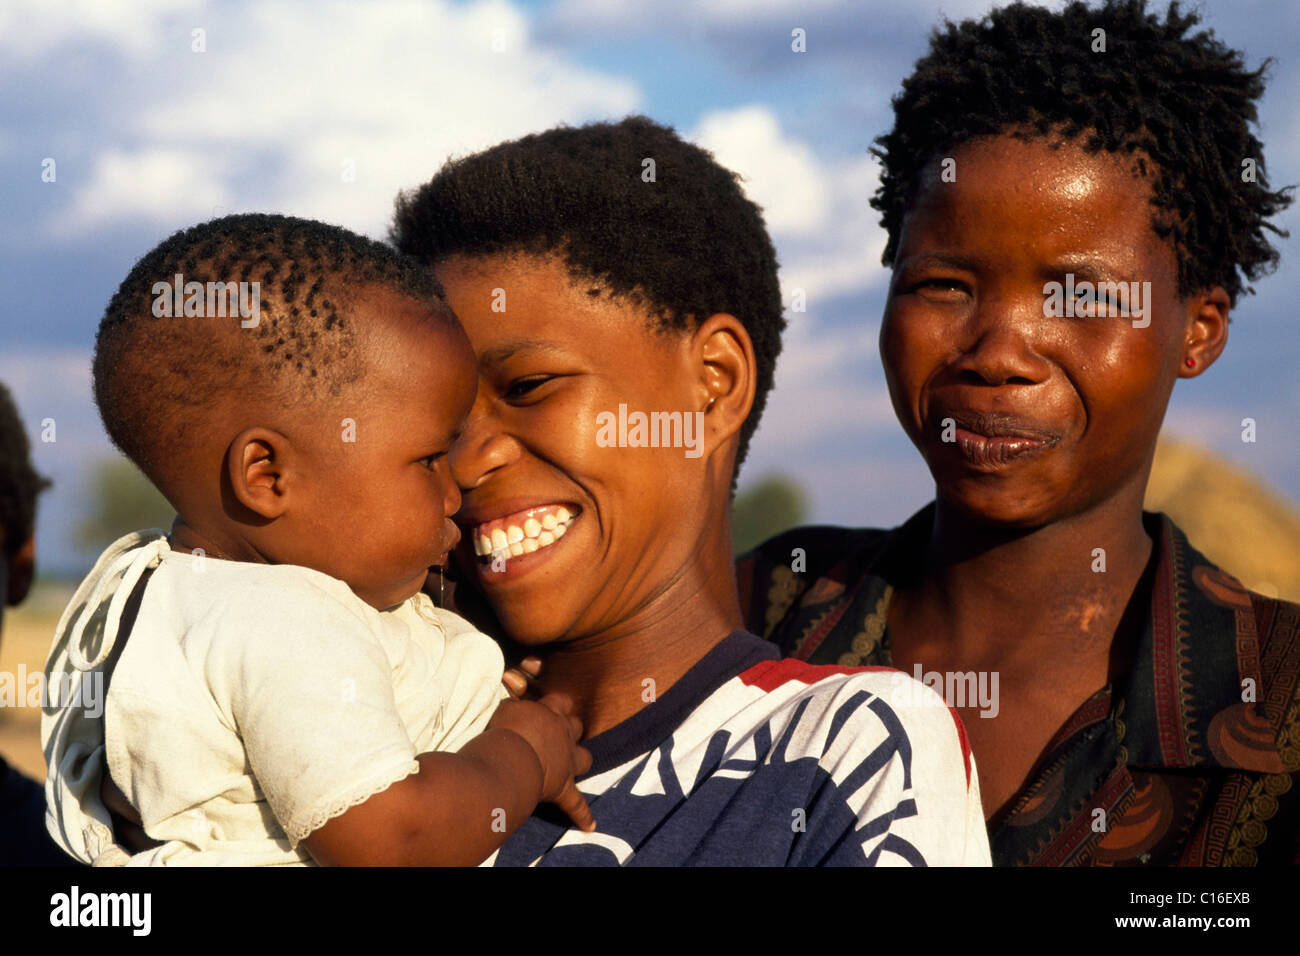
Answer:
[{"left": 94, "top": 213, "right": 450, "bottom": 486}]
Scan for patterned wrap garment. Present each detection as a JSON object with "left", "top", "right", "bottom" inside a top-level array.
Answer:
[{"left": 737, "top": 504, "right": 1300, "bottom": 866}]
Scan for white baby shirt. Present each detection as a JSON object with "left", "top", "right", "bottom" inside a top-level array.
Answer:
[{"left": 42, "top": 530, "right": 506, "bottom": 866}]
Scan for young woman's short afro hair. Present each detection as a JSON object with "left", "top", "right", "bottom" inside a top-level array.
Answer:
[
  {"left": 871, "top": 0, "right": 1293, "bottom": 304},
  {"left": 390, "top": 115, "right": 785, "bottom": 480}
]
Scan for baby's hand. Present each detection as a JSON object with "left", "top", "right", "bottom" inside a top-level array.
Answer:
[{"left": 488, "top": 693, "right": 595, "bottom": 832}]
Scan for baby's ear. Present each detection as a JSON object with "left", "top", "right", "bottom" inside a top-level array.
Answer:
[{"left": 225, "top": 427, "right": 292, "bottom": 519}]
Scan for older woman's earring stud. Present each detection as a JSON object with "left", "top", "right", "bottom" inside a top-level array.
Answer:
[{"left": 1185, "top": 356, "right": 1195, "bottom": 368}]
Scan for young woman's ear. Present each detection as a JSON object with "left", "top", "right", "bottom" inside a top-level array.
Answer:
[
  {"left": 1180, "top": 286, "right": 1230, "bottom": 378},
  {"left": 694, "top": 312, "right": 757, "bottom": 445},
  {"left": 224, "top": 427, "right": 293, "bottom": 520}
]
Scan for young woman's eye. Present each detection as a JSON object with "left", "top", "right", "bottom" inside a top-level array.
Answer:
[
  {"left": 504, "top": 375, "right": 553, "bottom": 400},
  {"left": 420, "top": 452, "right": 447, "bottom": 470},
  {"left": 914, "top": 278, "right": 966, "bottom": 294}
]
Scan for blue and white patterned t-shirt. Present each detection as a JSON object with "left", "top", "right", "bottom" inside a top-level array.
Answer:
[{"left": 488, "top": 632, "right": 991, "bottom": 866}]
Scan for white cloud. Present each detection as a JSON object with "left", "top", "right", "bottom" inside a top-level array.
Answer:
[
  {"left": 51, "top": 148, "right": 232, "bottom": 238},
  {"left": 0, "top": 0, "right": 202, "bottom": 62},
  {"left": 693, "top": 106, "right": 829, "bottom": 236},
  {"left": 776, "top": 152, "right": 889, "bottom": 300},
  {"left": 686, "top": 106, "right": 895, "bottom": 468},
  {"left": 545, "top": 0, "right": 1009, "bottom": 37},
  {"left": 30, "top": 0, "right": 642, "bottom": 240},
  {"left": 691, "top": 104, "right": 889, "bottom": 303},
  {"left": 545, "top": 0, "right": 843, "bottom": 33}
]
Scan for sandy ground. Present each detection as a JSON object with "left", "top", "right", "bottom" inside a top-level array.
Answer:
[{"left": 0, "top": 586, "right": 72, "bottom": 784}]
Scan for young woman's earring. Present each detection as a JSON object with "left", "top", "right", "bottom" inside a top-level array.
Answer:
[{"left": 1185, "top": 356, "right": 1196, "bottom": 368}]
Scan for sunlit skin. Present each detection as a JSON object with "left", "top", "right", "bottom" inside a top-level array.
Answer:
[
  {"left": 879, "top": 134, "right": 1229, "bottom": 819},
  {"left": 166, "top": 285, "right": 472, "bottom": 611},
  {"left": 436, "top": 253, "right": 756, "bottom": 738}
]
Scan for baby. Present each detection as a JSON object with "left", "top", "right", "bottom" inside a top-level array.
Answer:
[{"left": 42, "top": 213, "right": 593, "bottom": 865}]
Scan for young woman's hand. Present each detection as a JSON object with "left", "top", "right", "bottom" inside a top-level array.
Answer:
[{"left": 501, "top": 655, "right": 543, "bottom": 699}]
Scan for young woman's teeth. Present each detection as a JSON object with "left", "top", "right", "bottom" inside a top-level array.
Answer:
[{"left": 473, "top": 506, "right": 575, "bottom": 565}]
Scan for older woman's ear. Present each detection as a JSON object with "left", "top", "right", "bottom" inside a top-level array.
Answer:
[
  {"left": 693, "top": 312, "right": 757, "bottom": 446},
  {"left": 1180, "top": 286, "right": 1230, "bottom": 378}
]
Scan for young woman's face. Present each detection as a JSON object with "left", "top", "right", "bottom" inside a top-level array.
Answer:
[
  {"left": 435, "top": 253, "right": 714, "bottom": 646},
  {"left": 880, "top": 134, "right": 1206, "bottom": 528}
]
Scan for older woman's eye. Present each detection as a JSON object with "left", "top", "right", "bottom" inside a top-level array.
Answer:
[{"left": 910, "top": 278, "right": 968, "bottom": 299}]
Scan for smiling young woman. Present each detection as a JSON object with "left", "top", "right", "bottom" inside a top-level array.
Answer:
[
  {"left": 392, "top": 117, "right": 991, "bottom": 866},
  {"left": 739, "top": 0, "right": 1299, "bottom": 866},
  {"left": 432, "top": 250, "right": 752, "bottom": 728}
]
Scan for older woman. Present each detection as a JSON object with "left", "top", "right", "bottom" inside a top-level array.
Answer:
[{"left": 739, "top": 0, "right": 1299, "bottom": 866}]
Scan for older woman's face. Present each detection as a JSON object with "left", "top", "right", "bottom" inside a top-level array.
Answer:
[
  {"left": 435, "top": 253, "right": 713, "bottom": 645},
  {"left": 880, "top": 134, "right": 1196, "bottom": 527}
]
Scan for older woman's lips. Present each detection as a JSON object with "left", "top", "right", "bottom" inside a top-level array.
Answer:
[{"left": 941, "top": 412, "right": 1060, "bottom": 468}]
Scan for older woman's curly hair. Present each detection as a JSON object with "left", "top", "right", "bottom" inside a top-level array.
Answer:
[{"left": 871, "top": 0, "right": 1294, "bottom": 304}]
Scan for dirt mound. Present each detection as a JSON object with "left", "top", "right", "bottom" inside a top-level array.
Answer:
[{"left": 1145, "top": 437, "right": 1300, "bottom": 603}]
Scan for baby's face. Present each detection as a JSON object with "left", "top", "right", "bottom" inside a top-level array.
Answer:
[{"left": 285, "top": 287, "right": 476, "bottom": 610}]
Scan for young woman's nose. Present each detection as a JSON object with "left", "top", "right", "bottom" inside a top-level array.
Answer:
[{"left": 448, "top": 393, "right": 516, "bottom": 491}]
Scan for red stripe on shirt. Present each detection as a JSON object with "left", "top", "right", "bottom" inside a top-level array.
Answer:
[
  {"left": 738, "top": 657, "right": 898, "bottom": 690},
  {"left": 946, "top": 700, "right": 973, "bottom": 787},
  {"left": 739, "top": 658, "right": 974, "bottom": 787}
]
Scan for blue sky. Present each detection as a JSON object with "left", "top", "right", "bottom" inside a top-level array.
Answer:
[{"left": 2, "top": 0, "right": 1298, "bottom": 575}]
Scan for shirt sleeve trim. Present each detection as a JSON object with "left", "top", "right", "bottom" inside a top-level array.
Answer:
[{"left": 284, "top": 757, "right": 421, "bottom": 847}]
